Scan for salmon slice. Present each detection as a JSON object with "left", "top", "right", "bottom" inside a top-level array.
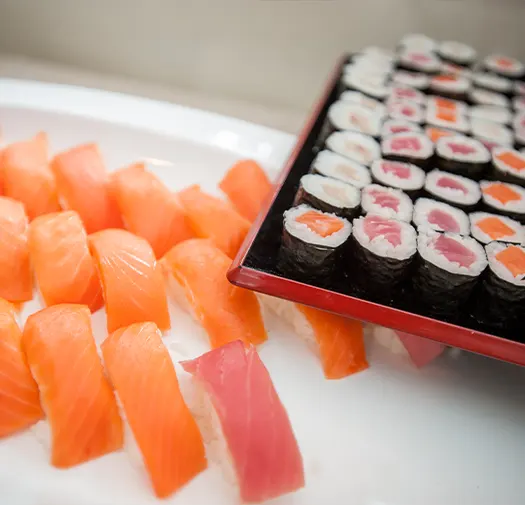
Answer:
[
  {"left": 102, "top": 322, "right": 207, "bottom": 498},
  {"left": 89, "top": 229, "right": 170, "bottom": 333},
  {"left": 161, "top": 239, "right": 267, "bottom": 348},
  {"left": 109, "top": 163, "right": 194, "bottom": 257},
  {"left": 295, "top": 210, "right": 344, "bottom": 237},
  {"left": 496, "top": 151, "right": 525, "bottom": 172},
  {"left": 51, "top": 144, "right": 123, "bottom": 233},
  {"left": 426, "top": 127, "right": 455, "bottom": 143},
  {"left": 22, "top": 304, "right": 123, "bottom": 467},
  {"left": 177, "top": 185, "right": 250, "bottom": 259},
  {"left": 495, "top": 245, "right": 525, "bottom": 277},
  {"left": 0, "top": 298, "right": 43, "bottom": 438},
  {"left": 29, "top": 211, "right": 103, "bottom": 312},
  {"left": 219, "top": 159, "right": 272, "bottom": 222},
  {"left": 477, "top": 216, "right": 515, "bottom": 240},
  {"left": 483, "top": 182, "right": 522, "bottom": 204},
  {"left": 0, "top": 197, "right": 32, "bottom": 302}
]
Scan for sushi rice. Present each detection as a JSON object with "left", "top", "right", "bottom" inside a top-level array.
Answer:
[
  {"left": 361, "top": 184, "right": 413, "bottom": 222},
  {"left": 483, "top": 54, "right": 525, "bottom": 79},
  {"left": 469, "top": 105, "right": 512, "bottom": 125},
  {"left": 325, "top": 131, "right": 381, "bottom": 166},
  {"left": 413, "top": 198, "right": 470, "bottom": 235},
  {"left": 381, "top": 119, "right": 422, "bottom": 137},
  {"left": 469, "top": 88, "right": 510, "bottom": 108},
  {"left": 391, "top": 71, "right": 429, "bottom": 91},
  {"left": 469, "top": 211, "right": 525, "bottom": 245},
  {"left": 341, "top": 72, "right": 390, "bottom": 100},
  {"left": 472, "top": 72, "right": 512, "bottom": 94},
  {"left": 438, "top": 41, "right": 477, "bottom": 67},
  {"left": 370, "top": 159, "right": 425, "bottom": 193},
  {"left": 471, "top": 118, "right": 513, "bottom": 147},
  {"left": 311, "top": 149, "right": 372, "bottom": 188},
  {"left": 326, "top": 101, "right": 382, "bottom": 136},
  {"left": 339, "top": 91, "right": 386, "bottom": 116},
  {"left": 425, "top": 169, "right": 481, "bottom": 208}
]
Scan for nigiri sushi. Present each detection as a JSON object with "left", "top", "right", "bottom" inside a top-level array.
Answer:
[
  {"left": 51, "top": 144, "right": 123, "bottom": 233},
  {"left": 0, "top": 298, "right": 43, "bottom": 438},
  {"left": 109, "top": 162, "right": 194, "bottom": 257},
  {"left": 0, "top": 197, "right": 32, "bottom": 303},
  {"left": 89, "top": 229, "right": 170, "bottom": 333},
  {"left": 219, "top": 159, "right": 272, "bottom": 222},
  {"left": 182, "top": 341, "right": 304, "bottom": 503},
  {"left": 102, "top": 322, "right": 207, "bottom": 498},
  {"left": 22, "top": 304, "right": 123, "bottom": 467}
]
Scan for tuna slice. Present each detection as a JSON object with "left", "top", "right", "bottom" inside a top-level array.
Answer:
[
  {"left": 369, "top": 189, "right": 400, "bottom": 211},
  {"left": 363, "top": 215, "right": 402, "bottom": 246},
  {"left": 382, "top": 161, "right": 411, "bottom": 179},
  {"left": 434, "top": 234, "right": 476, "bottom": 268},
  {"left": 428, "top": 209, "right": 460, "bottom": 233},
  {"left": 436, "top": 176, "right": 467, "bottom": 194}
]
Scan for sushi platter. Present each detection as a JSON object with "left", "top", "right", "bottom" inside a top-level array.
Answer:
[{"left": 230, "top": 35, "right": 525, "bottom": 367}]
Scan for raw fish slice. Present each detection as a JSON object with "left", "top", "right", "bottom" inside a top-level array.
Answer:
[
  {"left": 22, "top": 304, "right": 123, "bottom": 467},
  {"left": 0, "top": 298, "right": 43, "bottom": 437},
  {"left": 89, "top": 229, "right": 170, "bottom": 333},
  {"left": 102, "top": 322, "right": 207, "bottom": 498},
  {"left": 177, "top": 185, "right": 250, "bottom": 258},
  {"left": 182, "top": 341, "right": 304, "bottom": 503},
  {"left": 110, "top": 163, "right": 194, "bottom": 258},
  {"left": 51, "top": 144, "right": 123, "bottom": 233},
  {"left": 219, "top": 159, "right": 272, "bottom": 222},
  {"left": 29, "top": 211, "right": 103, "bottom": 311},
  {"left": 161, "top": 239, "right": 267, "bottom": 348},
  {"left": 0, "top": 197, "right": 32, "bottom": 302}
]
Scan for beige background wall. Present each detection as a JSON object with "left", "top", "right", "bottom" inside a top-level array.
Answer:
[{"left": 0, "top": 0, "right": 524, "bottom": 111}]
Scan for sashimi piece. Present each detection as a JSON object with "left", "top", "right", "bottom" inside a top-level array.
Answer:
[
  {"left": 219, "top": 159, "right": 272, "bottom": 222},
  {"left": 363, "top": 214, "right": 402, "bottom": 246},
  {"left": 436, "top": 176, "right": 467, "bottom": 194},
  {"left": 88, "top": 229, "right": 170, "bottom": 333},
  {"left": 51, "top": 144, "right": 123, "bottom": 233},
  {"left": 0, "top": 197, "right": 32, "bottom": 302},
  {"left": 495, "top": 245, "right": 525, "bottom": 277},
  {"left": 369, "top": 189, "right": 400, "bottom": 211},
  {"left": 477, "top": 216, "right": 515, "bottom": 240},
  {"left": 1, "top": 132, "right": 61, "bottom": 220},
  {"left": 0, "top": 298, "right": 43, "bottom": 437},
  {"left": 109, "top": 163, "right": 194, "bottom": 258},
  {"left": 102, "top": 322, "right": 207, "bottom": 498},
  {"left": 177, "top": 185, "right": 250, "bottom": 259},
  {"left": 381, "top": 161, "right": 411, "bottom": 179},
  {"left": 161, "top": 239, "right": 267, "bottom": 347},
  {"left": 434, "top": 234, "right": 476, "bottom": 268},
  {"left": 181, "top": 341, "right": 305, "bottom": 503},
  {"left": 483, "top": 182, "right": 521, "bottom": 204},
  {"left": 29, "top": 211, "right": 103, "bottom": 311},
  {"left": 295, "top": 210, "right": 344, "bottom": 237},
  {"left": 427, "top": 209, "right": 460, "bottom": 233},
  {"left": 22, "top": 304, "right": 123, "bottom": 467}
]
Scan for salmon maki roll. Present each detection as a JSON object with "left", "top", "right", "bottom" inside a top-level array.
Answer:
[
  {"left": 219, "top": 159, "right": 273, "bottom": 222},
  {"left": 102, "top": 322, "right": 207, "bottom": 498},
  {"left": 51, "top": 144, "right": 123, "bottom": 233},
  {"left": 29, "top": 211, "right": 103, "bottom": 312},
  {"left": 0, "top": 197, "right": 32, "bottom": 303},
  {"left": 177, "top": 185, "right": 250, "bottom": 258},
  {"left": 89, "top": 229, "right": 170, "bottom": 333},
  {"left": 161, "top": 239, "right": 267, "bottom": 348},
  {"left": 0, "top": 298, "right": 43, "bottom": 438},
  {"left": 109, "top": 162, "right": 194, "bottom": 257},
  {"left": 22, "top": 304, "right": 123, "bottom": 467},
  {"left": 1, "top": 132, "right": 61, "bottom": 220}
]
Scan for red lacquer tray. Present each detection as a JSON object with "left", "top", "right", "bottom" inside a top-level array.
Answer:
[{"left": 227, "top": 55, "right": 525, "bottom": 367}]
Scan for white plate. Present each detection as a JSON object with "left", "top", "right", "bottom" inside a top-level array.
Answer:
[{"left": 1, "top": 79, "right": 525, "bottom": 505}]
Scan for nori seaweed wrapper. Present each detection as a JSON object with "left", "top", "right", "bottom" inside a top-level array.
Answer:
[
  {"left": 382, "top": 152, "right": 433, "bottom": 172},
  {"left": 436, "top": 155, "right": 489, "bottom": 181},
  {"left": 293, "top": 185, "right": 361, "bottom": 221},
  {"left": 489, "top": 162, "right": 525, "bottom": 187},
  {"left": 479, "top": 200, "right": 525, "bottom": 224},
  {"left": 424, "top": 188, "right": 480, "bottom": 213}
]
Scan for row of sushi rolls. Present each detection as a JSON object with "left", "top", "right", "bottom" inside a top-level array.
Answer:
[{"left": 281, "top": 33, "right": 525, "bottom": 341}]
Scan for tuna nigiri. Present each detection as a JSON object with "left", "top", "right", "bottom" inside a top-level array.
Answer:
[
  {"left": 102, "top": 322, "right": 207, "bottom": 498},
  {"left": 29, "top": 211, "right": 103, "bottom": 312},
  {"left": 182, "top": 341, "right": 304, "bottom": 503},
  {"left": 0, "top": 298, "right": 43, "bottom": 438},
  {"left": 161, "top": 239, "right": 267, "bottom": 348},
  {"left": 0, "top": 197, "right": 32, "bottom": 302},
  {"left": 51, "top": 144, "right": 123, "bottom": 233},
  {"left": 1, "top": 132, "right": 61, "bottom": 220},
  {"left": 177, "top": 185, "right": 250, "bottom": 258},
  {"left": 89, "top": 229, "right": 170, "bottom": 333},
  {"left": 22, "top": 304, "right": 123, "bottom": 467},
  {"left": 219, "top": 159, "right": 272, "bottom": 222},
  {"left": 109, "top": 162, "right": 194, "bottom": 257}
]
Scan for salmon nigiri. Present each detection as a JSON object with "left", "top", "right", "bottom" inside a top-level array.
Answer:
[
  {"left": 51, "top": 144, "right": 122, "bottom": 233},
  {"left": 219, "top": 159, "right": 272, "bottom": 222},
  {"left": 22, "top": 304, "right": 123, "bottom": 467},
  {"left": 177, "top": 185, "right": 250, "bottom": 259},
  {"left": 0, "top": 298, "right": 43, "bottom": 438},
  {"left": 109, "top": 162, "right": 194, "bottom": 257},
  {"left": 29, "top": 211, "right": 103, "bottom": 312},
  {"left": 182, "top": 341, "right": 304, "bottom": 503},
  {"left": 102, "top": 322, "right": 207, "bottom": 498},
  {"left": 0, "top": 197, "right": 32, "bottom": 302},
  {"left": 1, "top": 132, "right": 61, "bottom": 220},
  {"left": 89, "top": 229, "right": 170, "bottom": 333}
]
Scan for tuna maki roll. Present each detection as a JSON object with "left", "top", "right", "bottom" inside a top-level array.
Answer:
[
  {"left": 472, "top": 72, "right": 513, "bottom": 95},
  {"left": 483, "top": 54, "right": 525, "bottom": 80},
  {"left": 429, "top": 74, "right": 471, "bottom": 102},
  {"left": 435, "top": 135, "right": 490, "bottom": 179},
  {"left": 387, "top": 101, "right": 425, "bottom": 124},
  {"left": 361, "top": 184, "right": 413, "bottom": 222},
  {"left": 321, "top": 100, "right": 382, "bottom": 140},
  {"left": 389, "top": 86, "right": 426, "bottom": 105},
  {"left": 471, "top": 118, "right": 513, "bottom": 147},
  {"left": 491, "top": 147, "right": 525, "bottom": 186},
  {"left": 339, "top": 91, "right": 387, "bottom": 116},
  {"left": 469, "top": 105, "right": 512, "bottom": 125},
  {"left": 311, "top": 150, "right": 371, "bottom": 189},
  {"left": 398, "top": 50, "right": 441, "bottom": 74},
  {"left": 437, "top": 41, "right": 477, "bottom": 68},
  {"left": 425, "top": 169, "right": 481, "bottom": 211},
  {"left": 480, "top": 180, "right": 525, "bottom": 223},
  {"left": 381, "top": 119, "right": 422, "bottom": 137},
  {"left": 370, "top": 159, "right": 425, "bottom": 197},
  {"left": 391, "top": 71, "right": 429, "bottom": 91},
  {"left": 469, "top": 212, "right": 525, "bottom": 245},
  {"left": 381, "top": 132, "right": 434, "bottom": 169},
  {"left": 469, "top": 88, "right": 510, "bottom": 108},
  {"left": 325, "top": 131, "right": 381, "bottom": 167},
  {"left": 413, "top": 198, "right": 470, "bottom": 235}
]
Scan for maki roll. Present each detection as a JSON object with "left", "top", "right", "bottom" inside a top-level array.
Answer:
[
  {"left": 399, "top": 34, "right": 437, "bottom": 53},
  {"left": 325, "top": 131, "right": 381, "bottom": 167},
  {"left": 429, "top": 74, "right": 471, "bottom": 102},
  {"left": 341, "top": 72, "right": 390, "bottom": 101},
  {"left": 391, "top": 71, "right": 429, "bottom": 91},
  {"left": 469, "top": 105, "right": 512, "bottom": 125},
  {"left": 471, "top": 118, "right": 513, "bottom": 147},
  {"left": 381, "top": 119, "right": 422, "bottom": 137},
  {"left": 437, "top": 41, "right": 477, "bottom": 68},
  {"left": 279, "top": 204, "right": 351, "bottom": 281},
  {"left": 350, "top": 214, "right": 417, "bottom": 299},
  {"left": 424, "top": 169, "right": 481, "bottom": 211},
  {"left": 425, "top": 126, "right": 456, "bottom": 143},
  {"left": 361, "top": 184, "right": 413, "bottom": 222},
  {"left": 398, "top": 50, "right": 441, "bottom": 74},
  {"left": 483, "top": 54, "right": 525, "bottom": 80},
  {"left": 472, "top": 72, "right": 513, "bottom": 95},
  {"left": 469, "top": 88, "right": 510, "bottom": 108},
  {"left": 491, "top": 147, "right": 525, "bottom": 186},
  {"left": 413, "top": 230, "right": 487, "bottom": 318},
  {"left": 294, "top": 174, "right": 361, "bottom": 220},
  {"left": 513, "top": 96, "right": 525, "bottom": 112},
  {"left": 480, "top": 180, "right": 525, "bottom": 223},
  {"left": 381, "top": 132, "right": 434, "bottom": 169},
  {"left": 370, "top": 159, "right": 425, "bottom": 198},
  {"left": 387, "top": 101, "right": 425, "bottom": 124},
  {"left": 322, "top": 100, "right": 382, "bottom": 139},
  {"left": 389, "top": 86, "right": 426, "bottom": 105},
  {"left": 413, "top": 198, "right": 470, "bottom": 235},
  {"left": 434, "top": 135, "right": 490, "bottom": 179},
  {"left": 311, "top": 150, "right": 371, "bottom": 189},
  {"left": 339, "top": 91, "right": 386, "bottom": 116},
  {"left": 469, "top": 212, "right": 525, "bottom": 245},
  {"left": 425, "top": 105, "right": 470, "bottom": 134}
]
